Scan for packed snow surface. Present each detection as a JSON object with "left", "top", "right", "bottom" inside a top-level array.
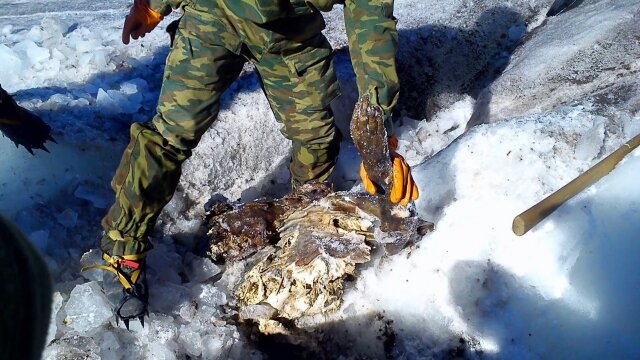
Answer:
[{"left": 0, "top": 0, "right": 639, "bottom": 358}]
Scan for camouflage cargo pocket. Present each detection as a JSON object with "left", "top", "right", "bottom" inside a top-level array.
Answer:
[
  {"left": 281, "top": 37, "right": 340, "bottom": 110},
  {"left": 282, "top": 38, "right": 333, "bottom": 76}
]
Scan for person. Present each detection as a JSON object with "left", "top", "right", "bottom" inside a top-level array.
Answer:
[
  {"left": 97, "top": 0, "right": 420, "bottom": 326},
  {"left": 0, "top": 216, "right": 53, "bottom": 360},
  {"left": 0, "top": 84, "right": 55, "bottom": 154}
]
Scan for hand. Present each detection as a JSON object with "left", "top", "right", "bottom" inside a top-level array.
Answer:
[
  {"left": 122, "top": 0, "right": 164, "bottom": 45},
  {"left": 360, "top": 136, "right": 419, "bottom": 206}
]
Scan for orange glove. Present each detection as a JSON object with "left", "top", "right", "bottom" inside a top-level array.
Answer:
[
  {"left": 122, "top": 0, "right": 164, "bottom": 45},
  {"left": 360, "top": 136, "right": 419, "bottom": 206}
]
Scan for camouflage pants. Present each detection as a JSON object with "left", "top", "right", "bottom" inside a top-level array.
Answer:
[{"left": 101, "top": 3, "right": 340, "bottom": 252}]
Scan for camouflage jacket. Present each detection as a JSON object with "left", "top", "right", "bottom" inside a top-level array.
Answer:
[{"left": 149, "top": 0, "right": 399, "bottom": 124}]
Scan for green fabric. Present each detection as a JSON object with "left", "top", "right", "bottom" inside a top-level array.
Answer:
[
  {"left": 0, "top": 216, "right": 52, "bottom": 360},
  {"left": 104, "top": 0, "right": 400, "bottom": 249},
  {"left": 147, "top": 0, "right": 400, "bottom": 125},
  {"left": 102, "top": 2, "right": 341, "bottom": 244}
]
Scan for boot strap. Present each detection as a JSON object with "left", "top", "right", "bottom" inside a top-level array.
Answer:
[{"left": 81, "top": 252, "right": 148, "bottom": 290}]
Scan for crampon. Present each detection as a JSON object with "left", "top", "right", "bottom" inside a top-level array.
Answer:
[{"left": 82, "top": 252, "right": 149, "bottom": 330}]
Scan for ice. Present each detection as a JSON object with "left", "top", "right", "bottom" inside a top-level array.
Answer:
[
  {"left": 73, "top": 36, "right": 101, "bottom": 54},
  {"left": 121, "top": 78, "right": 148, "bottom": 93},
  {"left": 87, "top": 78, "right": 145, "bottom": 115},
  {"left": 98, "top": 332, "right": 121, "bottom": 360},
  {"left": 51, "top": 47, "right": 66, "bottom": 61},
  {"left": 148, "top": 281, "right": 189, "bottom": 314},
  {"left": 147, "top": 244, "right": 183, "bottom": 283},
  {"left": 43, "top": 334, "right": 101, "bottom": 360},
  {"left": 202, "top": 327, "right": 239, "bottom": 360},
  {"left": 148, "top": 314, "right": 179, "bottom": 345},
  {"left": 239, "top": 304, "right": 277, "bottom": 321},
  {"left": 92, "top": 49, "right": 109, "bottom": 69},
  {"left": 56, "top": 208, "right": 78, "bottom": 228},
  {"left": 64, "top": 282, "right": 113, "bottom": 333},
  {"left": 13, "top": 39, "right": 50, "bottom": 67},
  {"left": 40, "top": 93, "right": 71, "bottom": 111},
  {"left": 113, "top": 330, "right": 145, "bottom": 359},
  {"left": 185, "top": 254, "right": 221, "bottom": 283},
  {"left": 95, "top": 87, "right": 141, "bottom": 114},
  {"left": 178, "top": 325, "right": 203, "bottom": 357},
  {"left": 46, "top": 292, "right": 64, "bottom": 345},
  {"left": 1, "top": 24, "right": 12, "bottom": 35},
  {"left": 118, "top": 94, "right": 142, "bottom": 114},
  {"left": 192, "top": 283, "right": 227, "bottom": 308},
  {"left": 28, "top": 230, "right": 50, "bottom": 252},
  {"left": 79, "top": 249, "right": 105, "bottom": 282},
  {"left": 96, "top": 88, "right": 117, "bottom": 111},
  {"left": 202, "top": 335, "right": 226, "bottom": 359},
  {"left": 574, "top": 119, "right": 605, "bottom": 162},
  {"left": 74, "top": 184, "right": 111, "bottom": 209},
  {"left": 192, "top": 305, "right": 222, "bottom": 326},
  {"left": 147, "top": 342, "right": 177, "bottom": 360},
  {"left": 178, "top": 302, "right": 197, "bottom": 322},
  {"left": 0, "top": 44, "right": 22, "bottom": 86},
  {"left": 40, "top": 18, "right": 65, "bottom": 40}
]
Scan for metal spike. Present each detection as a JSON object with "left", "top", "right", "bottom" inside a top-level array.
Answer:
[
  {"left": 138, "top": 315, "right": 145, "bottom": 328},
  {"left": 123, "top": 319, "right": 130, "bottom": 331},
  {"left": 115, "top": 315, "right": 120, "bottom": 327},
  {"left": 47, "top": 135, "right": 57, "bottom": 144},
  {"left": 40, "top": 144, "right": 50, "bottom": 153},
  {"left": 26, "top": 147, "right": 35, "bottom": 155}
]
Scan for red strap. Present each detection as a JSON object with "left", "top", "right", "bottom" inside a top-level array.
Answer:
[{"left": 119, "top": 259, "right": 140, "bottom": 269}]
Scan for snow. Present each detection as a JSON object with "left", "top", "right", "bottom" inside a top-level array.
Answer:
[{"left": 1, "top": 0, "right": 639, "bottom": 359}]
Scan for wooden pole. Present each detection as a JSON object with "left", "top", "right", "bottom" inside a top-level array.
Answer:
[{"left": 513, "top": 133, "right": 640, "bottom": 236}]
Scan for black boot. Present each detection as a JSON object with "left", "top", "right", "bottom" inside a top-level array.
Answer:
[
  {"left": 112, "top": 257, "right": 148, "bottom": 330},
  {"left": 83, "top": 232, "right": 152, "bottom": 329}
]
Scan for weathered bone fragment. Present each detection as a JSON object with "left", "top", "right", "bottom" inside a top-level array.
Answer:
[
  {"left": 206, "top": 183, "right": 433, "bottom": 328},
  {"left": 235, "top": 195, "right": 376, "bottom": 319},
  {"left": 206, "top": 183, "right": 331, "bottom": 261}
]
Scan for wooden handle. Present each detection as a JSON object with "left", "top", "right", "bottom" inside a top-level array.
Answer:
[{"left": 513, "top": 133, "right": 640, "bottom": 236}]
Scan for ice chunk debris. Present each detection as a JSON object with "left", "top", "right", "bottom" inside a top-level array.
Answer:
[
  {"left": 185, "top": 254, "right": 221, "bottom": 283},
  {"left": 74, "top": 184, "right": 112, "bottom": 209},
  {"left": 80, "top": 249, "right": 105, "bottom": 282},
  {"left": 147, "top": 342, "right": 178, "bottom": 360},
  {"left": 96, "top": 87, "right": 141, "bottom": 115},
  {"left": 13, "top": 40, "right": 50, "bottom": 67},
  {"left": 56, "top": 208, "right": 78, "bottom": 228},
  {"left": 192, "top": 283, "right": 227, "bottom": 307},
  {"left": 178, "top": 325, "right": 202, "bottom": 357},
  {"left": 46, "top": 292, "right": 64, "bottom": 345},
  {"left": 0, "top": 44, "right": 22, "bottom": 85},
  {"left": 149, "top": 281, "right": 189, "bottom": 314},
  {"left": 64, "top": 282, "right": 113, "bottom": 332},
  {"left": 98, "top": 332, "right": 121, "bottom": 360},
  {"left": 28, "top": 230, "right": 50, "bottom": 252},
  {"left": 43, "top": 334, "right": 101, "bottom": 360},
  {"left": 575, "top": 119, "right": 605, "bottom": 162}
]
